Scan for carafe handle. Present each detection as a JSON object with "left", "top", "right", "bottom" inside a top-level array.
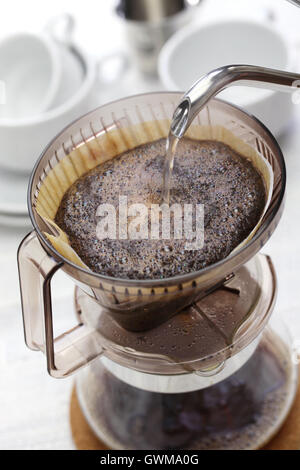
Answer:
[{"left": 17, "top": 232, "right": 103, "bottom": 378}]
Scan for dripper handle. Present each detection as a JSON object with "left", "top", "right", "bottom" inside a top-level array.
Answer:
[
  {"left": 17, "top": 232, "right": 103, "bottom": 378},
  {"left": 171, "top": 64, "right": 300, "bottom": 138}
]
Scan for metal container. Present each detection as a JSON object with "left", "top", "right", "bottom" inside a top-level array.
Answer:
[{"left": 116, "top": 0, "right": 202, "bottom": 75}]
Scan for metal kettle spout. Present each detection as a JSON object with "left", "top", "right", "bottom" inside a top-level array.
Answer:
[{"left": 171, "top": 64, "right": 300, "bottom": 138}]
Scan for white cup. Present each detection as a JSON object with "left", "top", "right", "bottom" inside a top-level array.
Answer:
[
  {"left": 43, "top": 14, "right": 84, "bottom": 110},
  {"left": 0, "top": 32, "right": 62, "bottom": 119},
  {"left": 158, "top": 19, "right": 296, "bottom": 136},
  {"left": 0, "top": 50, "right": 97, "bottom": 173},
  {"left": 0, "top": 15, "right": 128, "bottom": 174}
]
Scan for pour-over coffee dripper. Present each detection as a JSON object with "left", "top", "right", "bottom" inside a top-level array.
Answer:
[
  {"left": 18, "top": 91, "right": 284, "bottom": 375},
  {"left": 17, "top": 70, "right": 298, "bottom": 448}
]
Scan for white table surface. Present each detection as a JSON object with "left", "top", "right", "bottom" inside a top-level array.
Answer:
[{"left": 1, "top": 0, "right": 300, "bottom": 450}]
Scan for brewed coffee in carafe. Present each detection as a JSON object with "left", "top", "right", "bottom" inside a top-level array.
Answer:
[{"left": 78, "top": 328, "right": 296, "bottom": 450}]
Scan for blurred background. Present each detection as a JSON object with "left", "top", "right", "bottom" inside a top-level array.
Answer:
[{"left": 1, "top": 0, "right": 300, "bottom": 449}]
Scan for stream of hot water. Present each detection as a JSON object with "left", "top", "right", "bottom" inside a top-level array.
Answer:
[{"left": 161, "top": 133, "right": 180, "bottom": 204}]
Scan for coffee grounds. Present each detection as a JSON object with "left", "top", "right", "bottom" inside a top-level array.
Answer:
[{"left": 55, "top": 138, "right": 265, "bottom": 279}]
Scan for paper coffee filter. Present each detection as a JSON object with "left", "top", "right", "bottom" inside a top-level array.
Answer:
[{"left": 35, "top": 119, "right": 273, "bottom": 275}]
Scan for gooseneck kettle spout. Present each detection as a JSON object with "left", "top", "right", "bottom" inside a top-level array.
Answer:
[{"left": 170, "top": 64, "right": 300, "bottom": 138}]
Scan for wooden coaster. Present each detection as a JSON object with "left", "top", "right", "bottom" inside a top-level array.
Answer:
[{"left": 70, "top": 380, "right": 300, "bottom": 450}]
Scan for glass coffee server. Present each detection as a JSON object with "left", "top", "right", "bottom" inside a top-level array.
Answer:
[{"left": 18, "top": 80, "right": 298, "bottom": 449}]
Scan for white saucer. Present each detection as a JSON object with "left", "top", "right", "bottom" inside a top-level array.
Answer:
[
  {"left": 0, "top": 211, "right": 31, "bottom": 227},
  {"left": 0, "top": 166, "right": 30, "bottom": 227}
]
